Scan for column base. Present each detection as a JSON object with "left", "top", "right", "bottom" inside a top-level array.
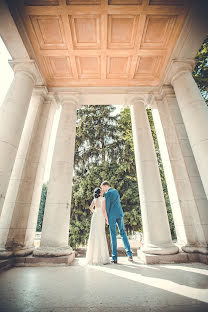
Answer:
[
  {"left": 0, "top": 248, "right": 13, "bottom": 259},
  {"left": 138, "top": 250, "right": 187, "bottom": 264},
  {"left": 0, "top": 247, "right": 34, "bottom": 259},
  {"left": 182, "top": 245, "right": 208, "bottom": 255},
  {"left": 33, "top": 246, "right": 73, "bottom": 257},
  {"left": 13, "top": 247, "right": 34, "bottom": 257},
  {"left": 141, "top": 243, "right": 179, "bottom": 255},
  {"left": 15, "top": 252, "right": 75, "bottom": 266},
  {"left": 138, "top": 249, "right": 208, "bottom": 264}
]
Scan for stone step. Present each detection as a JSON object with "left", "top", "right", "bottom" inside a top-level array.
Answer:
[
  {"left": 0, "top": 258, "right": 14, "bottom": 272},
  {"left": 14, "top": 252, "right": 75, "bottom": 267},
  {"left": 138, "top": 250, "right": 208, "bottom": 265}
]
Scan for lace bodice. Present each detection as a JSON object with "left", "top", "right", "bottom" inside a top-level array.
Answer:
[{"left": 94, "top": 197, "right": 104, "bottom": 210}]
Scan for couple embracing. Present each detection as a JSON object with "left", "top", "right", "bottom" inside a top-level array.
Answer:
[{"left": 86, "top": 181, "right": 133, "bottom": 265}]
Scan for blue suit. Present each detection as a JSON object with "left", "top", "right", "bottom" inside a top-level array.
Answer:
[{"left": 105, "top": 188, "right": 132, "bottom": 261}]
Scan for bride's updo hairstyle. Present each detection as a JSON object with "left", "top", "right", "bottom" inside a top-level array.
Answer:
[{"left": 94, "top": 187, "right": 101, "bottom": 199}]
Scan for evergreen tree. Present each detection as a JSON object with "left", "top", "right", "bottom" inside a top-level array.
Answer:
[
  {"left": 36, "top": 183, "right": 47, "bottom": 232},
  {"left": 74, "top": 105, "right": 119, "bottom": 175},
  {"left": 193, "top": 35, "right": 208, "bottom": 104},
  {"left": 69, "top": 106, "right": 141, "bottom": 249}
]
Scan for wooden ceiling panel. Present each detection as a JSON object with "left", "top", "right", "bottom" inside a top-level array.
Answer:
[
  {"left": 134, "top": 55, "right": 162, "bottom": 80},
  {"left": 107, "top": 56, "right": 131, "bottom": 79},
  {"left": 44, "top": 56, "right": 73, "bottom": 78},
  {"left": 69, "top": 15, "right": 100, "bottom": 49},
  {"left": 108, "top": 0, "right": 142, "bottom": 4},
  {"left": 108, "top": 15, "right": 138, "bottom": 49},
  {"left": 141, "top": 15, "right": 177, "bottom": 49},
  {"left": 30, "top": 15, "right": 67, "bottom": 49},
  {"left": 67, "top": 0, "right": 101, "bottom": 4},
  {"left": 16, "top": 0, "right": 189, "bottom": 86},
  {"left": 76, "top": 56, "right": 100, "bottom": 78},
  {"left": 24, "top": 0, "right": 59, "bottom": 5},
  {"left": 149, "top": 0, "right": 185, "bottom": 6}
]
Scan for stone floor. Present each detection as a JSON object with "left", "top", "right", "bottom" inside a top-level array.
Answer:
[
  {"left": 75, "top": 238, "right": 141, "bottom": 257},
  {"left": 0, "top": 257, "right": 208, "bottom": 312}
]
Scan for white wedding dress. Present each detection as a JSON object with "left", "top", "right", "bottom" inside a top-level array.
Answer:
[{"left": 86, "top": 196, "right": 110, "bottom": 265}]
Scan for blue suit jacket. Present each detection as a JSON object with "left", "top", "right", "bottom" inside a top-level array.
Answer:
[{"left": 105, "top": 188, "right": 124, "bottom": 218}]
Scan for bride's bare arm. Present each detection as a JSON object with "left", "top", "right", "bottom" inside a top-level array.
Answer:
[
  {"left": 89, "top": 200, "right": 95, "bottom": 213},
  {"left": 102, "top": 198, "right": 109, "bottom": 225}
]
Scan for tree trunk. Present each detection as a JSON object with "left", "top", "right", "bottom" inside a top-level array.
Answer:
[{"left": 101, "top": 141, "right": 105, "bottom": 162}]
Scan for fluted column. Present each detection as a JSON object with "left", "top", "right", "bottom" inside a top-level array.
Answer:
[
  {"left": 0, "top": 88, "right": 57, "bottom": 258},
  {"left": 34, "top": 94, "right": 78, "bottom": 257},
  {"left": 130, "top": 97, "right": 179, "bottom": 255},
  {"left": 0, "top": 60, "right": 38, "bottom": 214},
  {"left": 170, "top": 60, "right": 208, "bottom": 199},
  {"left": 152, "top": 92, "right": 208, "bottom": 254}
]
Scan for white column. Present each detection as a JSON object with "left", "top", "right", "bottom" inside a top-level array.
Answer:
[
  {"left": 24, "top": 94, "right": 57, "bottom": 254},
  {"left": 34, "top": 94, "right": 78, "bottom": 257},
  {"left": 152, "top": 93, "right": 208, "bottom": 254},
  {"left": 0, "top": 61, "right": 37, "bottom": 214},
  {"left": 0, "top": 89, "right": 57, "bottom": 258},
  {"left": 0, "top": 88, "right": 45, "bottom": 257},
  {"left": 170, "top": 60, "right": 208, "bottom": 199},
  {"left": 130, "top": 97, "right": 179, "bottom": 255}
]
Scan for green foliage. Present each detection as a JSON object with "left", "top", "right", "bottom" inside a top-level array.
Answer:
[
  {"left": 74, "top": 105, "right": 119, "bottom": 174},
  {"left": 36, "top": 183, "right": 47, "bottom": 232},
  {"left": 69, "top": 106, "right": 141, "bottom": 249},
  {"left": 193, "top": 35, "right": 208, "bottom": 104}
]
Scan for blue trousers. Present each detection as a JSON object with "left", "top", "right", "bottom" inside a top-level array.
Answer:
[{"left": 108, "top": 216, "right": 132, "bottom": 261}]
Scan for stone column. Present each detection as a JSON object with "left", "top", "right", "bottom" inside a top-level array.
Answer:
[
  {"left": 170, "top": 60, "right": 208, "bottom": 200},
  {"left": 0, "top": 88, "right": 45, "bottom": 257},
  {"left": 151, "top": 91, "right": 208, "bottom": 254},
  {"left": 0, "top": 61, "right": 38, "bottom": 214},
  {"left": 130, "top": 96, "right": 179, "bottom": 255},
  {"left": 34, "top": 94, "right": 78, "bottom": 257},
  {"left": 0, "top": 88, "right": 57, "bottom": 258}
]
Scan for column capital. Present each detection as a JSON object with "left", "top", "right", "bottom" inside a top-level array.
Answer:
[
  {"left": 32, "top": 86, "right": 48, "bottom": 99},
  {"left": 55, "top": 92, "right": 80, "bottom": 108},
  {"left": 9, "top": 59, "right": 45, "bottom": 85},
  {"left": 46, "top": 92, "right": 60, "bottom": 109},
  {"left": 165, "top": 59, "right": 195, "bottom": 86},
  {"left": 152, "top": 86, "right": 175, "bottom": 104},
  {"left": 125, "top": 94, "right": 153, "bottom": 108}
]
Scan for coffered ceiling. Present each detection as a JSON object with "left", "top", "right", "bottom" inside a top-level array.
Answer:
[{"left": 13, "top": 0, "right": 189, "bottom": 87}]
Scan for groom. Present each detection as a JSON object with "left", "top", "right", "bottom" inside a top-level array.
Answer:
[{"left": 101, "top": 181, "right": 133, "bottom": 264}]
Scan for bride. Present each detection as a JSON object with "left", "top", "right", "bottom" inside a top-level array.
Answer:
[{"left": 86, "top": 187, "right": 110, "bottom": 265}]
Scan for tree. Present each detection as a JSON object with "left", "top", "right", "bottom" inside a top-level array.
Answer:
[
  {"left": 36, "top": 183, "right": 47, "bottom": 232},
  {"left": 74, "top": 105, "right": 119, "bottom": 175},
  {"left": 193, "top": 35, "right": 208, "bottom": 104},
  {"left": 69, "top": 106, "right": 141, "bottom": 249}
]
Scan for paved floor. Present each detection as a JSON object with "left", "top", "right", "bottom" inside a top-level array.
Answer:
[
  {"left": 75, "top": 238, "right": 141, "bottom": 257},
  {"left": 0, "top": 257, "right": 208, "bottom": 312}
]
